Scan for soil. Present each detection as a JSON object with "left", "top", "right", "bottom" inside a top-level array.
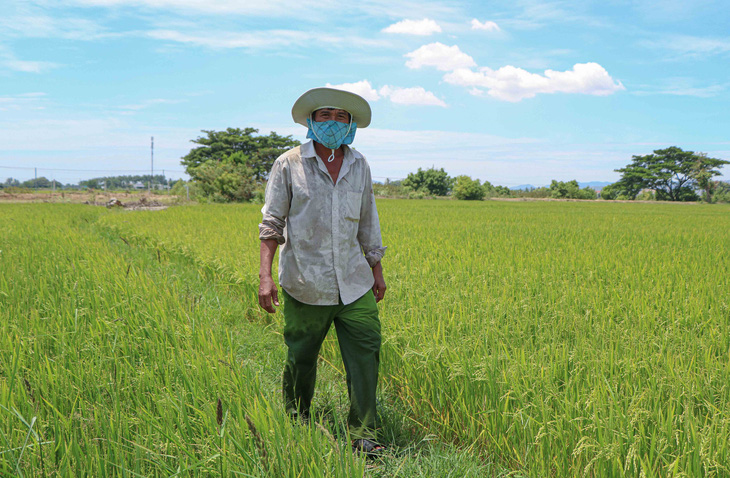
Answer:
[{"left": 0, "top": 190, "right": 179, "bottom": 210}]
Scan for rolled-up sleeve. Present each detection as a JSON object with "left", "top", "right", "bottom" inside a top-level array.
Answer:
[
  {"left": 259, "top": 157, "right": 291, "bottom": 244},
  {"left": 357, "top": 162, "right": 387, "bottom": 267}
]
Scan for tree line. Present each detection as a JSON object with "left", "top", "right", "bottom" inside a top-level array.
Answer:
[
  {"left": 5, "top": 128, "right": 726, "bottom": 204},
  {"left": 176, "top": 128, "right": 729, "bottom": 203},
  {"left": 601, "top": 147, "right": 728, "bottom": 202},
  {"left": 1, "top": 174, "right": 172, "bottom": 191},
  {"left": 1, "top": 177, "right": 65, "bottom": 189},
  {"left": 79, "top": 174, "right": 171, "bottom": 190},
  {"left": 173, "top": 128, "right": 728, "bottom": 204},
  {"left": 379, "top": 147, "right": 729, "bottom": 203},
  {"left": 376, "top": 169, "right": 598, "bottom": 201}
]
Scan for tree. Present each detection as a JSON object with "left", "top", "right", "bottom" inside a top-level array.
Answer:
[
  {"left": 494, "top": 185, "right": 512, "bottom": 197},
  {"left": 614, "top": 147, "right": 729, "bottom": 201},
  {"left": 713, "top": 181, "right": 730, "bottom": 204},
  {"left": 482, "top": 180, "right": 514, "bottom": 198},
  {"left": 2, "top": 178, "right": 20, "bottom": 189},
  {"left": 194, "top": 161, "right": 257, "bottom": 203},
  {"left": 403, "top": 167, "right": 452, "bottom": 196},
  {"left": 181, "top": 128, "right": 300, "bottom": 182},
  {"left": 481, "top": 180, "right": 495, "bottom": 198},
  {"left": 452, "top": 175, "right": 485, "bottom": 200},
  {"left": 180, "top": 127, "right": 299, "bottom": 203},
  {"left": 511, "top": 186, "right": 550, "bottom": 198},
  {"left": 599, "top": 184, "right": 616, "bottom": 200},
  {"left": 78, "top": 174, "right": 167, "bottom": 190},
  {"left": 549, "top": 180, "right": 597, "bottom": 200},
  {"left": 691, "top": 153, "right": 728, "bottom": 203},
  {"left": 21, "top": 177, "right": 55, "bottom": 189}
]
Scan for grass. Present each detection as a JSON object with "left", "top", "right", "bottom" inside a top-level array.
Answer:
[
  {"left": 0, "top": 203, "right": 499, "bottom": 476},
  {"left": 2, "top": 199, "right": 729, "bottom": 476}
]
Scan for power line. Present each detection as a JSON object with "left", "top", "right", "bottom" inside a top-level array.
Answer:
[
  {"left": 2, "top": 165, "right": 392, "bottom": 178},
  {"left": 0, "top": 165, "right": 186, "bottom": 174}
]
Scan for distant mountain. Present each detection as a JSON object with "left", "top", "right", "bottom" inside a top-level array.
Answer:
[
  {"left": 509, "top": 181, "right": 614, "bottom": 191},
  {"left": 579, "top": 181, "right": 613, "bottom": 190}
]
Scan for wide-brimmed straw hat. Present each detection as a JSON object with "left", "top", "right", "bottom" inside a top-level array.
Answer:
[{"left": 291, "top": 87, "right": 371, "bottom": 128}]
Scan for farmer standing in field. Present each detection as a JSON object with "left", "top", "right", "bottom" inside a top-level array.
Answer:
[{"left": 257, "top": 87, "right": 387, "bottom": 456}]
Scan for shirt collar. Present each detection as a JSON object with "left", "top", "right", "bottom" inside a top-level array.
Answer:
[
  {"left": 301, "top": 139, "right": 361, "bottom": 185},
  {"left": 300, "top": 139, "right": 363, "bottom": 161}
]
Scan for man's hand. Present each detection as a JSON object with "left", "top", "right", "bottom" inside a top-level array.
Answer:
[
  {"left": 372, "top": 262, "right": 386, "bottom": 303},
  {"left": 259, "top": 239, "right": 280, "bottom": 313},
  {"left": 258, "top": 275, "right": 280, "bottom": 313}
]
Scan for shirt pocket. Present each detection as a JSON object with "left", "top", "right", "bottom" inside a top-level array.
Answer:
[{"left": 345, "top": 190, "right": 362, "bottom": 221}]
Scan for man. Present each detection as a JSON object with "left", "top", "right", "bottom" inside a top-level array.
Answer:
[{"left": 258, "top": 87, "right": 387, "bottom": 455}]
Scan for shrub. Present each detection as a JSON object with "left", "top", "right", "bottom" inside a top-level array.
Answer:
[
  {"left": 713, "top": 181, "right": 730, "bottom": 203},
  {"left": 194, "top": 161, "right": 256, "bottom": 202},
  {"left": 453, "top": 175, "right": 485, "bottom": 200},
  {"left": 403, "top": 167, "right": 452, "bottom": 196},
  {"left": 636, "top": 190, "right": 656, "bottom": 201},
  {"left": 550, "top": 180, "right": 597, "bottom": 200}
]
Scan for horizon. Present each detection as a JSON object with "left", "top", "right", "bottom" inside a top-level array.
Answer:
[{"left": 1, "top": 0, "right": 728, "bottom": 187}]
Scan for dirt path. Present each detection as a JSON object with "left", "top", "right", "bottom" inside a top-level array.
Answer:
[{"left": 0, "top": 190, "right": 180, "bottom": 210}]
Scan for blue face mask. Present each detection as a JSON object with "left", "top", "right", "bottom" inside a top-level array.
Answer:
[{"left": 306, "top": 118, "right": 357, "bottom": 162}]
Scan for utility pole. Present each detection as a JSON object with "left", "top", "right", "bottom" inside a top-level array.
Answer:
[
  {"left": 34, "top": 167, "right": 37, "bottom": 192},
  {"left": 149, "top": 136, "right": 154, "bottom": 193}
]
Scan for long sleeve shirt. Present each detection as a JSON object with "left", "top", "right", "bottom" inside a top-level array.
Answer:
[{"left": 259, "top": 140, "right": 386, "bottom": 305}]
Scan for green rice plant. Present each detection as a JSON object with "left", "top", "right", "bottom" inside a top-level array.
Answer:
[
  {"left": 0, "top": 204, "right": 368, "bottom": 476},
  {"left": 93, "top": 199, "right": 730, "bottom": 477},
  {"left": 1, "top": 203, "right": 500, "bottom": 476}
]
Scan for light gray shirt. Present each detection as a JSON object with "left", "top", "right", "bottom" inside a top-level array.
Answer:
[{"left": 259, "top": 140, "right": 386, "bottom": 306}]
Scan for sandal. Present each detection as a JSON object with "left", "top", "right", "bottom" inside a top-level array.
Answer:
[{"left": 351, "top": 438, "right": 386, "bottom": 458}]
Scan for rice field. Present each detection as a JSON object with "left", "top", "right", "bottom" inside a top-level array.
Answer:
[{"left": 2, "top": 200, "right": 729, "bottom": 477}]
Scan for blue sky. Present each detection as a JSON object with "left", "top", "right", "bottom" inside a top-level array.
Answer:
[{"left": 1, "top": 0, "right": 728, "bottom": 187}]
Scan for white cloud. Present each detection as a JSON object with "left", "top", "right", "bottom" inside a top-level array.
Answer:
[
  {"left": 0, "top": 46, "right": 60, "bottom": 73},
  {"left": 444, "top": 62, "right": 625, "bottom": 102},
  {"left": 0, "top": 14, "right": 110, "bottom": 41},
  {"left": 2, "top": 59, "right": 59, "bottom": 73},
  {"left": 325, "top": 80, "right": 446, "bottom": 107},
  {"left": 499, "top": 1, "right": 607, "bottom": 30},
  {"left": 0, "top": 92, "right": 47, "bottom": 111},
  {"left": 67, "top": 0, "right": 337, "bottom": 16},
  {"left": 382, "top": 18, "right": 441, "bottom": 36},
  {"left": 379, "top": 86, "right": 447, "bottom": 107},
  {"left": 631, "top": 78, "right": 727, "bottom": 98},
  {"left": 471, "top": 19, "right": 500, "bottom": 32},
  {"left": 655, "top": 85, "right": 725, "bottom": 97},
  {"left": 643, "top": 35, "right": 730, "bottom": 58},
  {"left": 147, "top": 29, "right": 390, "bottom": 50},
  {"left": 405, "top": 42, "right": 476, "bottom": 71},
  {"left": 147, "top": 29, "right": 310, "bottom": 49},
  {"left": 326, "top": 80, "right": 381, "bottom": 101},
  {"left": 630, "top": 0, "right": 719, "bottom": 22},
  {"left": 357, "top": 0, "right": 459, "bottom": 20},
  {"left": 67, "top": 0, "right": 459, "bottom": 20},
  {"left": 0, "top": 44, "right": 61, "bottom": 73}
]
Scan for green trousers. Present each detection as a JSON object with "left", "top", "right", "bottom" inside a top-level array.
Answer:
[{"left": 282, "top": 289, "right": 381, "bottom": 440}]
